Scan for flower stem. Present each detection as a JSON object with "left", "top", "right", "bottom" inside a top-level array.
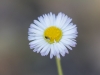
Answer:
[{"left": 56, "top": 57, "right": 63, "bottom": 75}]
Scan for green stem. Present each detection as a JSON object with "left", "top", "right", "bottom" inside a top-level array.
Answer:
[{"left": 56, "top": 57, "right": 63, "bottom": 75}]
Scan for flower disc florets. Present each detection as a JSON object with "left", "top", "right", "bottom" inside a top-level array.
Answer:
[{"left": 44, "top": 26, "right": 62, "bottom": 44}]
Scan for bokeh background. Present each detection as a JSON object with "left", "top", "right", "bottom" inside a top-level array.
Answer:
[{"left": 0, "top": 0, "right": 100, "bottom": 75}]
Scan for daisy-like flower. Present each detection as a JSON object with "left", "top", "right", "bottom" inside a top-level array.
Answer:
[{"left": 28, "top": 12, "right": 78, "bottom": 59}]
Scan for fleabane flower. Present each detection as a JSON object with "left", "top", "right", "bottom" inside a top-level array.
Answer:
[{"left": 28, "top": 12, "right": 78, "bottom": 59}]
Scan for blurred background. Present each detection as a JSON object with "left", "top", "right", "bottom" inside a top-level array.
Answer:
[{"left": 0, "top": 0, "right": 100, "bottom": 75}]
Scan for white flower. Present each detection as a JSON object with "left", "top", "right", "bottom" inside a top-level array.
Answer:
[{"left": 28, "top": 12, "right": 78, "bottom": 59}]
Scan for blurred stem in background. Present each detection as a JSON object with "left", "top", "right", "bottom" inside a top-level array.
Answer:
[{"left": 56, "top": 57, "right": 63, "bottom": 75}]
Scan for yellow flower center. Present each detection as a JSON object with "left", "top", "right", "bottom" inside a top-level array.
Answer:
[{"left": 44, "top": 26, "right": 62, "bottom": 44}]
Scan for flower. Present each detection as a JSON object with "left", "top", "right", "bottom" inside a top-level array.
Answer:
[{"left": 28, "top": 12, "right": 78, "bottom": 59}]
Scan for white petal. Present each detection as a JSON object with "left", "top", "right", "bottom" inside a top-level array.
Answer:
[
  {"left": 63, "top": 25, "right": 77, "bottom": 34},
  {"left": 28, "top": 36, "right": 43, "bottom": 41},
  {"left": 61, "top": 38, "right": 77, "bottom": 47},
  {"left": 62, "top": 34, "right": 78, "bottom": 39},
  {"left": 53, "top": 43, "right": 59, "bottom": 54},
  {"left": 30, "top": 45, "right": 35, "bottom": 49},
  {"left": 60, "top": 39, "right": 72, "bottom": 50},
  {"left": 63, "top": 29, "right": 77, "bottom": 35},
  {"left": 48, "top": 12, "right": 55, "bottom": 25},
  {"left": 57, "top": 13, "right": 65, "bottom": 28},
  {"left": 43, "top": 14, "right": 50, "bottom": 27},
  {"left": 56, "top": 43, "right": 63, "bottom": 56},
  {"left": 40, "top": 44, "right": 49, "bottom": 54},
  {"left": 45, "top": 46, "right": 51, "bottom": 55},
  {"left": 61, "top": 42, "right": 69, "bottom": 54},
  {"left": 50, "top": 44, "right": 56, "bottom": 56},
  {"left": 34, "top": 20, "right": 46, "bottom": 29},
  {"left": 36, "top": 41, "right": 48, "bottom": 53},
  {"left": 38, "top": 16, "right": 48, "bottom": 28},
  {"left": 30, "top": 23, "right": 44, "bottom": 32},
  {"left": 29, "top": 28, "right": 43, "bottom": 35},
  {"left": 60, "top": 15, "right": 68, "bottom": 28},
  {"left": 61, "top": 18, "right": 72, "bottom": 30},
  {"left": 29, "top": 39, "right": 44, "bottom": 45},
  {"left": 50, "top": 53, "right": 53, "bottom": 59},
  {"left": 57, "top": 42, "right": 68, "bottom": 56},
  {"left": 56, "top": 54, "right": 60, "bottom": 59},
  {"left": 55, "top": 12, "right": 62, "bottom": 27},
  {"left": 33, "top": 47, "right": 38, "bottom": 52}
]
